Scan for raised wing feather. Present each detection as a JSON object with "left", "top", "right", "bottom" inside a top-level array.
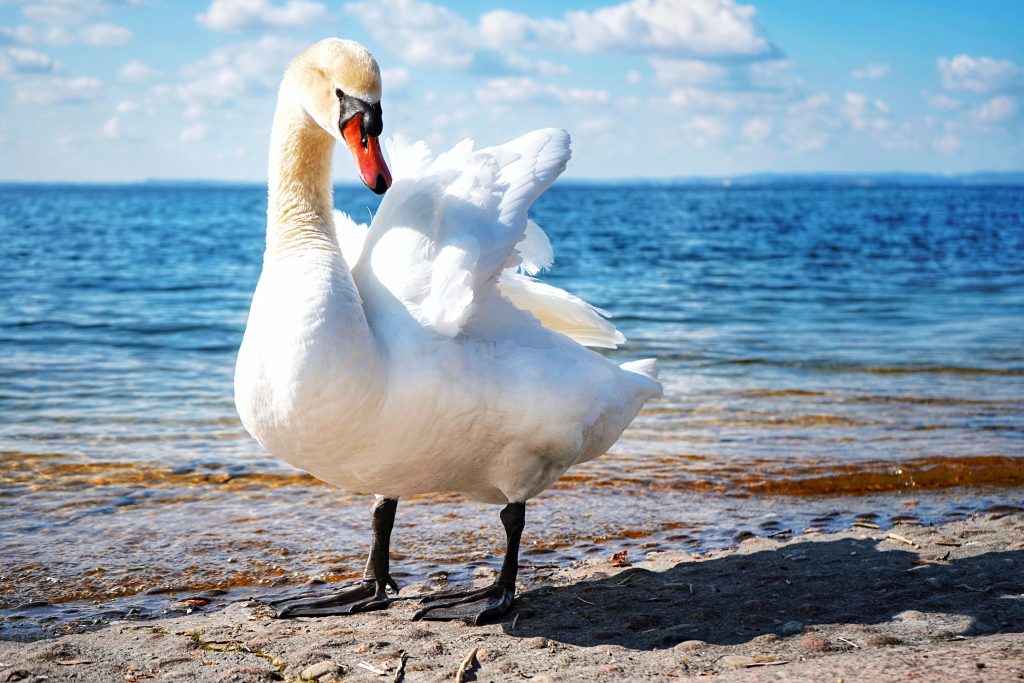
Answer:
[
  {"left": 359, "top": 129, "right": 571, "bottom": 337},
  {"left": 496, "top": 273, "right": 625, "bottom": 349},
  {"left": 332, "top": 210, "right": 368, "bottom": 268}
]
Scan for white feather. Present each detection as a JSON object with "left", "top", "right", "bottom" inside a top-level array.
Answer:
[{"left": 497, "top": 273, "right": 625, "bottom": 349}]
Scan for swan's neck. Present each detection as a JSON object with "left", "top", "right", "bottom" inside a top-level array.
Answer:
[{"left": 266, "top": 95, "right": 336, "bottom": 258}]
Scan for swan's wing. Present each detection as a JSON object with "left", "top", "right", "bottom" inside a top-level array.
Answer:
[
  {"left": 359, "top": 129, "right": 571, "bottom": 337},
  {"left": 496, "top": 273, "right": 625, "bottom": 348},
  {"left": 493, "top": 215, "right": 624, "bottom": 348},
  {"left": 332, "top": 210, "right": 369, "bottom": 268},
  {"left": 516, "top": 219, "right": 553, "bottom": 275}
]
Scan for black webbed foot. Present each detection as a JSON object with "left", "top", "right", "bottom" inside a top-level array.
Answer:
[
  {"left": 412, "top": 583, "right": 516, "bottom": 624},
  {"left": 270, "top": 576, "right": 398, "bottom": 618}
]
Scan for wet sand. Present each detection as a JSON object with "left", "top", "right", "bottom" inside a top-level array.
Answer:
[{"left": 2, "top": 511, "right": 1021, "bottom": 682}]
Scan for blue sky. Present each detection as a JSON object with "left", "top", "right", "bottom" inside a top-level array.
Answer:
[{"left": 0, "top": 0, "right": 1022, "bottom": 181}]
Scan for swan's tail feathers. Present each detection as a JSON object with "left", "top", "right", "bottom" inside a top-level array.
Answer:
[
  {"left": 620, "top": 358, "right": 663, "bottom": 397},
  {"left": 497, "top": 273, "right": 624, "bottom": 348}
]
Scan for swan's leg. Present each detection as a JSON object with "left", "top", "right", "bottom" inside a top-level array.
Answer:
[
  {"left": 271, "top": 495, "right": 399, "bottom": 618},
  {"left": 413, "top": 502, "right": 525, "bottom": 625}
]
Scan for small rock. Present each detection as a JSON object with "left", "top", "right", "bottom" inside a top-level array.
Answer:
[
  {"left": 599, "top": 664, "right": 623, "bottom": 675},
  {"left": 718, "top": 655, "right": 755, "bottom": 669},
  {"left": 893, "top": 610, "right": 925, "bottom": 622},
  {"left": 423, "top": 642, "right": 444, "bottom": 656},
  {"left": 216, "top": 667, "right": 280, "bottom": 682},
  {"left": 529, "top": 676, "right": 554, "bottom": 683},
  {"left": 800, "top": 634, "right": 831, "bottom": 652},
  {"left": 299, "top": 661, "right": 339, "bottom": 681},
  {"left": 751, "top": 633, "right": 779, "bottom": 645},
  {"left": 865, "top": 634, "right": 902, "bottom": 647},
  {"left": 158, "top": 656, "right": 193, "bottom": 667},
  {"left": 781, "top": 620, "right": 803, "bottom": 636},
  {"left": 494, "top": 661, "right": 518, "bottom": 674},
  {"left": 476, "top": 648, "right": 493, "bottom": 661},
  {"left": 674, "top": 640, "right": 707, "bottom": 651},
  {"left": 525, "top": 637, "right": 549, "bottom": 649}
]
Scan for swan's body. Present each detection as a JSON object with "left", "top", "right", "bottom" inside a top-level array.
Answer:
[
  {"left": 236, "top": 130, "right": 660, "bottom": 504},
  {"left": 233, "top": 38, "right": 660, "bottom": 622}
]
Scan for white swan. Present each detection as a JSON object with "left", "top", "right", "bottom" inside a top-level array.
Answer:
[{"left": 234, "top": 38, "right": 662, "bottom": 623}]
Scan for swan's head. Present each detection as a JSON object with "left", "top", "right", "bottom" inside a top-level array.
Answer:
[{"left": 285, "top": 38, "right": 392, "bottom": 195}]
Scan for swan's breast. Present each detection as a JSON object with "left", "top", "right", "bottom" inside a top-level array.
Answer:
[{"left": 234, "top": 254, "right": 383, "bottom": 464}]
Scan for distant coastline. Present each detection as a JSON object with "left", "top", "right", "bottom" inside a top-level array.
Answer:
[{"left": 2, "top": 170, "right": 1023, "bottom": 188}]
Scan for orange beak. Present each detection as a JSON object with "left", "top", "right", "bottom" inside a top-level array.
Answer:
[{"left": 342, "top": 113, "right": 392, "bottom": 195}]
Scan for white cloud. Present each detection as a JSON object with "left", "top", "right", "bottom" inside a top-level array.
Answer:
[
  {"left": 741, "top": 116, "right": 771, "bottom": 143},
  {"left": 501, "top": 53, "right": 571, "bottom": 77},
  {"left": 667, "top": 86, "right": 765, "bottom": 112},
  {"left": 0, "top": 25, "right": 45, "bottom": 45},
  {"left": 115, "top": 99, "right": 139, "bottom": 113},
  {"left": 14, "top": 75, "right": 102, "bottom": 105},
  {"left": 0, "top": 47, "right": 56, "bottom": 76},
  {"left": 649, "top": 57, "right": 727, "bottom": 86},
  {"left": 347, "top": 0, "right": 772, "bottom": 75},
  {"left": 683, "top": 115, "right": 728, "bottom": 147},
  {"left": 938, "top": 55, "right": 1020, "bottom": 93},
  {"left": 177, "top": 35, "right": 304, "bottom": 108},
  {"left": 851, "top": 62, "right": 890, "bottom": 80},
  {"left": 972, "top": 94, "right": 1017, "bottom": 124},
  {"left": 478, "top": 0, "right": 771, "bottom": 57},
  {"left": 579, "top": 116, "right": 614, "bottom": 132},
  {"left": 933, "top": 134, "right": 960, "bottom": 154},
  {"left": 778, "top": 92, "right": 837, "bottom": 152},
  {"left": 22, "top": 0, "right": 112, "bottom": 26},
  {"left": 381, "top": 66, "right": 410, "bottom": 93},
  {"left": 840, "top": 92, "right": 890, "bottom": 132},
  {"left": 102, "top": 115, "right": 122, "bottom": 139},
  {"left": 179, "top": 122, "right": 209, "bottom": 143},
  {"left": 345, "top": 0, "right": 475, "bottom": 69},
  {"left": 748, "top": 59, "right": 801, "bottom": 90},
  {"left": 79, "top": 23, "right": 132, "bottom": 46},
  {"left": 625, "top": 69, "right": 643, "bottom": 85},
  {"left": 476, "top": 76, "right": 608, "bottom": 107},
  {"left": 197, "top": 0, "right": 329, "bottom": 32},
  {"left": 923, "top": 91, "right": 961, "bottom": 110},
  {"left": 118, "top": 59, "right": 160, "bottom": 82},
  {"left": 1, "top": 23, "right": 79, "bottom": 46}
]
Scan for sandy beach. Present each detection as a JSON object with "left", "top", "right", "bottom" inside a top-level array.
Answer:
[{"left": 2, "top": 511, "right": 1021, "bottom": 682}]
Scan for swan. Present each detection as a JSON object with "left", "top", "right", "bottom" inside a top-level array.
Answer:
[{"left": 234, "top": 38, "right": 662, "bottom": 624}]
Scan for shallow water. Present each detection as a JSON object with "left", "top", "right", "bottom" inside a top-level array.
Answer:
[{"left": 1, "top": 182, "right": 1022, "bottom": 639}]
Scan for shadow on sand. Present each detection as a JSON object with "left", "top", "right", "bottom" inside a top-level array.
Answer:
[{"left": 504, "top": 537, "right": 1024, "bottom": 649}]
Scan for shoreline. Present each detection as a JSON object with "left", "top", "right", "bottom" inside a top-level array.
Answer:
[{"left": 2, "top": 512, "right": 1022, "bottom": 681}]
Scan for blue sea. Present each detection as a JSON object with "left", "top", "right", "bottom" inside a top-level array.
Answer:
[{"left": 1, "top": 182, "right": 1022, "bottom": 638}]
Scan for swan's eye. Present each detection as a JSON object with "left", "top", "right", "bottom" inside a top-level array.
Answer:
[{"left": 335, "top": 88, "right": 344, "bottom": 99}]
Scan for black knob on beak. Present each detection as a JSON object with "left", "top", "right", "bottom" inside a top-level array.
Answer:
[{"left": 362, "top": 102, "right": 383, "bottom": 138}]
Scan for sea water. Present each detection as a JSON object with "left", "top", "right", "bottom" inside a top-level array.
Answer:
[{"left": 1, "top": 182, "right": 1021, "bottom": 638}]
